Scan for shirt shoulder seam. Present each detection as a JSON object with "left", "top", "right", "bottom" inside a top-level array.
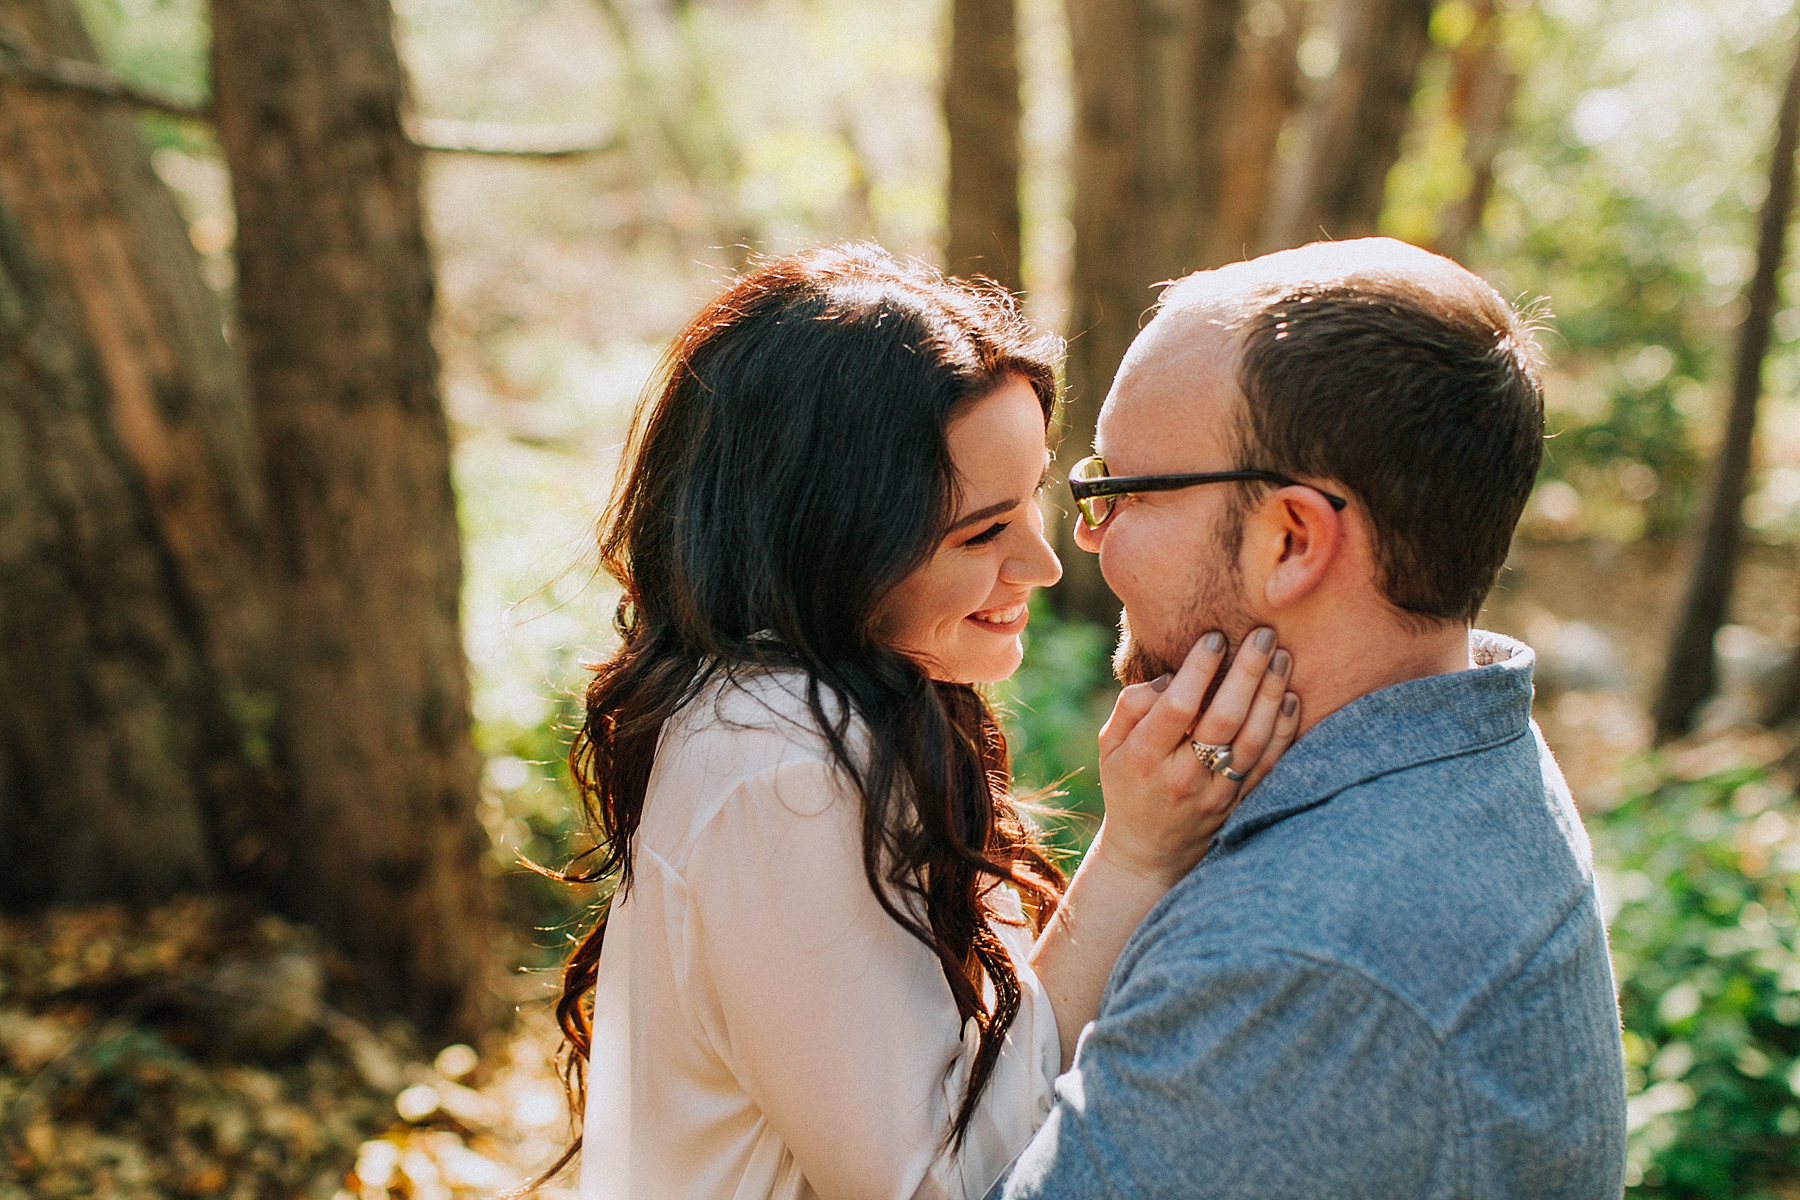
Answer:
[
  {"left": 1131, "top": 942, "right": 1450, "bottom": 1049},
  {"left": 1219, "top": 723, "right": 1533, "bottom": 851},
  {"left": 1444, "top": 882, "right": 1598, "bottom": 1039}
]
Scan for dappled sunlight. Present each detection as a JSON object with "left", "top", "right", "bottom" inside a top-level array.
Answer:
[{"left": 9, "top": 0, "right": 1800, "bottom": 1193}]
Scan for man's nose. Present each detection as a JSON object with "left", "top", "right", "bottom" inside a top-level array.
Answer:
[{"left": 1072, "top": 510, "right": 1104, "bottom": 554}]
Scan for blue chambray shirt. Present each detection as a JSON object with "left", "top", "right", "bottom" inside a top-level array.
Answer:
[{"left": 991, "top": 632, "right": 1627, "bottom": 1199}]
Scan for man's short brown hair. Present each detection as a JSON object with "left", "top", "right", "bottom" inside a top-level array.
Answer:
[{"left": 1231, "top": 274, "right": 1545, "bottom": 625}]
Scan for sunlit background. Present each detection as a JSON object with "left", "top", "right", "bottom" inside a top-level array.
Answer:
[{"left": 17, "top": 0, "right": 1800, "bottom": 1195}]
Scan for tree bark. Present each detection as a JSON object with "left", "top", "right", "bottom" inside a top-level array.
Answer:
[
  {"left": 0, "top": 0, "right": 277, "bottom": 907},
  {"left": 1720, "top": 42, "right": 1800, "bottom": 734},
  {"left": 1432, "top": 0, "right": 1516, "bottom": 263},
  {"left": 1653, "top": 32, "right": 1800, "bottom": 740},
  {"left": 945, "top": 0, "right": 1023, "bottom": 292},
  {"left": 1265, "top": 0, "right": 1434, "bottom": 248},
  {"left": 1053, "top": 0, "right": 1249, "bottom": 621},
  {"left": 210, "top": 0, "right": 491, "bottom": 1037},
  {"left": 1209, "top": 0, "right": 1305, "bottom": 265}
]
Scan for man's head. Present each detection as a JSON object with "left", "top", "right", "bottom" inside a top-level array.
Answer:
[{"left": 1077, "top": 238, "right": 1544, "bottom": 693}]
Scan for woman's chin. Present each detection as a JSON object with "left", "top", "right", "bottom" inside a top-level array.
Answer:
[
  {"left": 909, "top": 631, "right": 1027, "bottom": 685},
  {"left": 956, "top": 639, "right": 1025, "bottom": 686}
]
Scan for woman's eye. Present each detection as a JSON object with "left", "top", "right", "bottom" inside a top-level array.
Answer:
[{"left": 964, "top": 521, "right": 1010, "bottom": 547}]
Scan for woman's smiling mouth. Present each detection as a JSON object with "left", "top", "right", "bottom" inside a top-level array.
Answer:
[{"left": 968, "top": 603, "right": 1029, "bottom": 632}]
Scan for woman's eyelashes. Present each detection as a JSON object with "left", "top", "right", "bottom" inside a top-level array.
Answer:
[{"left": 963, "top": 520, "right": 1010, "bottom": 547}]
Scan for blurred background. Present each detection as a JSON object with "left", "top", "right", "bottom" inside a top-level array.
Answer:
[{"left": 5, "top": 0, "right": 1800, "bottom": 1195}]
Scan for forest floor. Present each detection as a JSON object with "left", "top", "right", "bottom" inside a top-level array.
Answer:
[
  {"left": 4, "top": 534, "right": 1798, "bottom": 1200},
  {"left": 0, "top": 896, "right": 576, "bottom": 1200},
  {"left": 1484, "top": 535, "right": 1800, "bottom": 808}
]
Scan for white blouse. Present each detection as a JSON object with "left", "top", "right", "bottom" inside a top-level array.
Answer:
[{"left": 579, "top": 668, "right": 1060, "bottom": 1200}]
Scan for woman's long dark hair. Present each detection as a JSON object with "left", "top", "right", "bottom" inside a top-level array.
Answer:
[{"left": 546, "top": 244, "right": 1067, "bottom": 1177}]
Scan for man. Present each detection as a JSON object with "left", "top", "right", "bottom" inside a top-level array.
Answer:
[{"left": 994, "top": 239, "right": 1627, "bottom": 1197}]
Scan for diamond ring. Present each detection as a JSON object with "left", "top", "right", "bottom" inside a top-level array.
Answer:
[{"left": 1191, "top": 741, "right": 1233, "bottom": 773}]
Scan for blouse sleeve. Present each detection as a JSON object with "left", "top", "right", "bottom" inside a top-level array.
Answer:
[{"left": 681, "top": 758, "right": 1060, "bottom": 1200}]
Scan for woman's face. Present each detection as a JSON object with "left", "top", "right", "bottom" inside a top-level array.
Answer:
[{"left": 875, "top": 377, "right": 1063, "bottom": 683}]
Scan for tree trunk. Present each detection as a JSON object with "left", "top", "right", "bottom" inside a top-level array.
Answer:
[
  {"left": 0, "top": 0, "right": 277, "bottom": 907},
  {"left": 1054, "top": 0, "right": 1248, "bottom": 622},
  {"left": 1209, "top": 0, "right": 1305, "bottom": 265},
  {"left": 210, "top": 0, "right": 491, "bottom": 1037},
  {"left": 1663, "top": 37, "right": 1800, "bottom": 737},
  {"left": 1266, "top": 0, "right": 1434, "bottom": 248},
  {"left": 945, "top": 0, "right": 1024, "bottom": 292},
  {"left": 1653, "top": 32, "right": 1800, "bottom": 740},
  {"left": 1432, "top": 0, "right": 1517, "bottom": 263}
]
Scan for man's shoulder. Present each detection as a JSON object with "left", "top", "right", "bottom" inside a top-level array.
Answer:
[{"left": 1121, "top": 728, "right": 1598, "bottom": 1030}]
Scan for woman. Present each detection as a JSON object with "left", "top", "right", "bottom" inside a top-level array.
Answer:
[{"left": 552, "top": 244, "right": 1299, "bottom": 1200}]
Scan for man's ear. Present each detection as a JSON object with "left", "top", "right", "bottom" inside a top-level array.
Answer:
[{"left": 1256, "top": 487, "right": 1343, "bottom": 610}]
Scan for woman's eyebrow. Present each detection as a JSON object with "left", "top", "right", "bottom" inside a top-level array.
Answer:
[{"left": 947, "top": 498, "right": 1020, "bottom": 532}]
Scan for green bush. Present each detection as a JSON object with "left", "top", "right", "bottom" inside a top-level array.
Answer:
[
  {"left": 1599, "top": 758, "right": 1800, "bottom": 1197},
  {"left": 993, "top": 603, "right": 1117, "bottom": 861}
]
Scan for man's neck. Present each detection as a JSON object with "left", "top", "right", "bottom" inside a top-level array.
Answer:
[{"left": 1286, "top": 617, "right": 1472, "bottom": 738}]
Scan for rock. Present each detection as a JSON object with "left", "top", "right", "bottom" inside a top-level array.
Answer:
[
  {"left": 1714, "top": 624, "right": 1789, "bottom": 699},
  {"left": 1529, "top": 617, "right": 1630, "bottom": 694},
  {"left": 177, "top": 950, "right": 325, "bottom": 1062},
  {"left": 0, "top": 1008, "right": 75, "bottom": 1073}
]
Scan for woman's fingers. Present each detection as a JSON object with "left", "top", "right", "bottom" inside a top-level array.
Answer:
[
  {"left": 1240, "top": 692, "right": 1301, "bottom": 794},
  {"left": 1098, "top": 677, "right": 1168, "bottom": 757},
  {"left": 1093, "top": 629, "right": 1299, "bottom": 886},
  {"left": 1188, "top": 627, "right": 1279, "bottom": 750},
  {"left": 1122, "top": 631, "right": 1228, "bottom": 758},
  {"left": 1222, "top": 649, "right": 1290, "bottom": 773}
]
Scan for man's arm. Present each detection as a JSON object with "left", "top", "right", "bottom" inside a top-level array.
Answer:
[{"left": 994, "top": 945, "right": 1451, "bottom": 1200}]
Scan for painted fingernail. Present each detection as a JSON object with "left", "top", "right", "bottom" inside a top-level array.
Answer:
[
  {"left": 1282, "top": 694, "right": 1298, "bottom": 717},
  {"left": 1254, "top": 627, "right": 1275, "bottom": 652},
  {"left": 1203, "top": 631, "right": 1225, "bottom": 652},
  {"left": 1151, "top": 672, "right": 1172, "bottom": 692},
  {"left": 1271, "top": 649, "right": 1290, "bottom": 677}
]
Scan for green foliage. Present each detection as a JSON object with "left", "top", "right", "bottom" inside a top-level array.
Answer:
[
  {"left": 1599, "top": 759, "right": 1800, "bottom": 1196},
  {"left": 993, "top": 602, "right": 1116, "bottom": 860},
  {"left": 473, "top": 689, "right": 591, "bottom": 969},
  {"left": 1452, "top": 0, "right": 1799, "bottom": 541},
  {"left": 71, "top": 0, "right": 214, "bottom": 157},
  {"left": 72, "top": 0, "right": 208, "bottom": 101}
]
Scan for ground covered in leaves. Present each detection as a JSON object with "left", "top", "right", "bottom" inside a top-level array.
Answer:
[{"left": 0, "top": 897, "right": 576, "bottom": 1200}]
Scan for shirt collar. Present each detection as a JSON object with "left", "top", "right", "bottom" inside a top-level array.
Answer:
[{"left": 1213, "top": 630, "right": 1536, "bottom": 851}]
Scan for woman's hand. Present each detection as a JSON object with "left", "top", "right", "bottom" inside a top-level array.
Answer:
[
  {"left": 1029, "top": 628, "right": 1300, "bottom": 1067},
  {"left": 1091, "top": 627, "right": 1300, "bottom": 889}
]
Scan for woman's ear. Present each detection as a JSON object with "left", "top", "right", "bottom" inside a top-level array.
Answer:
[{"left": 1257, "top": 487, "right": 1343, "bottom": 611}]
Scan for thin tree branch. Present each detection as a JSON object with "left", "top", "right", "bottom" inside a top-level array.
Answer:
[
  {"left": 409, "top": 117, "right": 621, "bottom": 159},
  {"left": 0, "top": 39, "right": 621, "bottom": 158},
  {"left": 0, "top": 34, "right": 210, "bottom": 120},
  {"left": 1653, "top": 28, "right": 1800, "bottom": 739}
]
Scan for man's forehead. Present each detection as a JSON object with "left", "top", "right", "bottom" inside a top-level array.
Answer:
[{"left": 1096, "top": 307, "right": 1243, "bottom": 462}]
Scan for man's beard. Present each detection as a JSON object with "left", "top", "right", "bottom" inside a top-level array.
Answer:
[{"left": 1113, "top": 501, "right": 1256, "bottom": 687}]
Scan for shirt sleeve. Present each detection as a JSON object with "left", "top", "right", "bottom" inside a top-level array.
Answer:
[
  {"left": 992, "top": 945, "right": 1448, "bottom": 1200},
  {"left": 683, "top": 758, "right": 1060, "bottom": 1200}
]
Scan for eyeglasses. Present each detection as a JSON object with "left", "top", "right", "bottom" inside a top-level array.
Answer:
[{"left": 1068, "top": 455, "right": 1349, "bottom": 529}]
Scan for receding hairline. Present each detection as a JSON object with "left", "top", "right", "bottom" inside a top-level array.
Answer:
[{"left": 1154, "top": 237, "right": 1508, "bottom": 332}]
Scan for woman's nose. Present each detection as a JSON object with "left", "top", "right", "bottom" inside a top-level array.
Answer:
[{"left": 1006, "top": 522, "right": 1063, "bottom": 588}]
